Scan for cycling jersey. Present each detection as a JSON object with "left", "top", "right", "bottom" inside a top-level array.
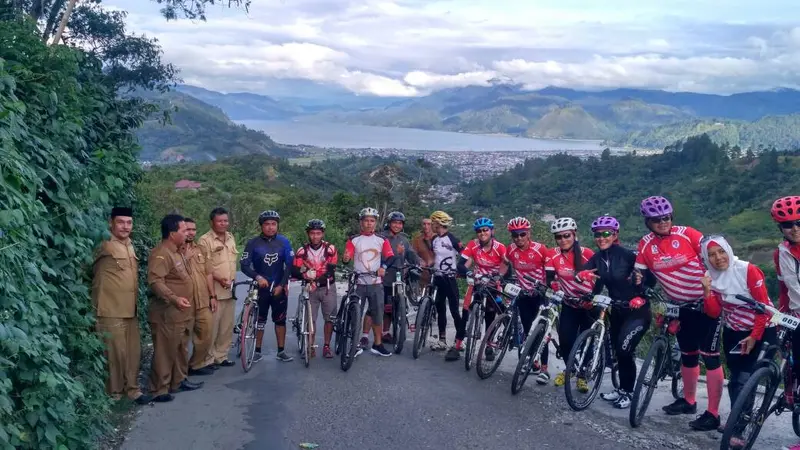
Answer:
[
  {"left": 704, "top": 263, "right": 770, "bottom": 339},
  {"left": 583, "top": 244, "right": 645, "bottom": 303},
  {"left": 634, "top": 226, "right": 705, "bottom": 303},
  {"left": 545, "top": 247, "right": 594, "bottom": 297},
  {"left": 461, "top": 239, "right": 506, "bottom": 277},
  {"left": 506, "top": 241, "right": 548, "bottom": 290},
  {"left": 344, "top": 233, "right": 394, "bottom": 285},
  {"left": 431, "top": 232, "right": 462, "bottom": 276},
  {"left": 292, "top": 241, "right": 338, "bottom": 285},
  {"left": 241, "top": 234, "right": 294, "bottom": 286},
  {"left": 775, "top": 241, "right": 800, "bottom": 314}
]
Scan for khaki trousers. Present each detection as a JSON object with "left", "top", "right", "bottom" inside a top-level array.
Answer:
[
  {"left": 188, "top": 306, "right": 213, "bottom": 371},
  {"left": 148, "top": 320, "right": 191, "bottom": 396},
  {"left": 96, "top": 317, "right": 142, "bottom": 400},
  {"left": 204, "top": 298, "right": 235, "bottom": 365}
]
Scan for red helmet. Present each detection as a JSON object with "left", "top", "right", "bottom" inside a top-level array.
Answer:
[
  {"left": 507, "top": 216, "right": 531, "bottom": 232},
  {"left": 771, "top": 196, "right": 800, "bottom": 222}
]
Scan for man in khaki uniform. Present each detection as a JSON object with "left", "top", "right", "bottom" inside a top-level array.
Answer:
[
  {"left": 147, "top": 214, "right": 203, "bottom": 402},
  {"left": 92, "top": 206, "right": 150, "bottom": 405},
  {"left": 182, "top": 218, "right": 216, "bottom": 376},
  {"left": 198, "top": 207, "right": 238, "bottom": 368}
]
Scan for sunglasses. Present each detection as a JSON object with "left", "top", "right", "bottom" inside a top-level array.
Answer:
[
  {"left": 511, "top": 232, "right": 528, "bottom": 238},
  {"left": 554, "top": 233, "right": 573, "bottom": 241},
  {"left": 593, "top": 230, "right": 614, "bottom": 239},
  {"left": 476, "top": 228, "right": 491, "bottom": 234},
  {"left": 648, "top": 215, "right": 672, "bottom": 224},
  {"left": 780, "top": 220, "right": 800, "bottom": 230}
]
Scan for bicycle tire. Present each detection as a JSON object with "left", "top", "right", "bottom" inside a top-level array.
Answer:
[
  {"left": 412, "top": 296, "right": 433, "bottom": 360},
  {"left": 340, "top": 301, "right": 361, "bottom": 372},
  {"left": 240, "top": 303, "right": 258, "bottom": 373},
  {"left": 793, "top": 406, "right": 800, "bottom": 437},
  {"left": 629, "top": 337, "right": 667, "bottom": 427},
  {"left": 464, "top": 303, "right": 483, "bottom": 371},
  {"left": 296, "top": 301, "right": 306, "bottom": 361},
  {"left": 512, "top": 321, "right": 545, "bottom": 395},
  {"left": 671, "top": 370, "right": 683, "bottom": 400},
  {"left": 611, "top": 361, "right": 620, "bottom": 390},
  {"left": 393, "top": 293, "right": 407, "bottom": 355},
  {"left": 564, "top": 328, "right": 606, "bottom": 411},
  {"left": 476, "top": 313, "right": 511, "bottom": 380},
  {"left": 720, "top": 366, "right": 778, "bottom": 450},
  {"left": 303, "top": 300, "right": 313, "bottom": 368}
]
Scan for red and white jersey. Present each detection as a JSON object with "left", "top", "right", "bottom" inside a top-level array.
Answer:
[
  {"left": 775, "top": 242, "right": 800, "bottom": 314},
  {"left": 345, "top": 233, "right": 394, "bottom": 285},
  {"left": 507, "top": 242, "right": 548, "bottom": 290},
  {"left": 706, "top": 264, "right": 770, "bottom": 334},
  {"left": 461, "top": 239, "right": 507, "bottom": 277},
  {"left": 635, "top": 226, "right": 705, "bottom": 303},
  {"left": 545, "top": 247, "right": 595, "bottom": 297},
  {"left": 293, "top": 242, "right": 338, "bottom": 280}
]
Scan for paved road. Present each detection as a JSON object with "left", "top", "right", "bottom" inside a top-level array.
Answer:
[{"left": 122, "top": 275, "right": 797, "bottom": 450}]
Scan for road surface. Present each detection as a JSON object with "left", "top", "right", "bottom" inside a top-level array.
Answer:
[{"left": 121, "top": 274, "right": 797, "bottom": 450}]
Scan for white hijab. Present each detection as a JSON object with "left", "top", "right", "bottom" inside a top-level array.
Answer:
[{"left": 700, "top": 235, "right": 750, "bottom": 306}]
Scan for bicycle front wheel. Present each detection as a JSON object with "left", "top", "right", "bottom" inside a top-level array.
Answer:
[
  {"left": 340, "top": 301, "right": 361, "bottom": 372},
  {"left": 412, "top": 296, "right": 433, "bottom": 360},
  {"left": 393, "top": 293, "right": 407, "bottom": 355},
  {"left": 629, "top": 337, "right": 667, "bottom": 427},
  {"left": 476, "top": 313, "right": 511, "bottom": 380},
  {"left": 720, "top": 366, "right": 779, "bottom": 450},
  {"left": 512, "top": 321, "right": 545, "bottom": 395},
  {"left": 464, "top": 303, "right": 483, "bottom": 371},
  {"left": 303, "top": 300, "right": 313, "bottom": 368},
  {"left": 564, "top": 328, "right": 606, "bottom": 411},
  {"left": 240, "top": 303, "right": 258, "bottom": 373}
]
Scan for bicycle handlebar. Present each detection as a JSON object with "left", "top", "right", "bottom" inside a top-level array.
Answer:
[{"left": 735, "top": 294, "right": 775, "bottom": 316}]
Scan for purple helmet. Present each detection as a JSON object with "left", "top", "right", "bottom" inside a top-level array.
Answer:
[
  {"left": 640, "top": 196, "right": 673, "bottom": 218},
  {"left": 591, "top": 215, "right": 620, "bottom": 232}
]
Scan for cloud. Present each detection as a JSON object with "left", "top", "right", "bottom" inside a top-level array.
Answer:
[{"left": 107, "top": 0, "right": 800, "bottom": 96}]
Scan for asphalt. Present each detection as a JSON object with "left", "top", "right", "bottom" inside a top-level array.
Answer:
[{"left": 121, "top": 274, "right": 798, "bottom": 450}]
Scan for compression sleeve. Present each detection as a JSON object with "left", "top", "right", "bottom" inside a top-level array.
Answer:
[
  {"left": 746, "top": 264, "right": 770, "bottom": 340},
  {"left": 240, "top": 238, "right": 258, "bottom": 280},
  {"left": 457, "top": 255, "right": 470, "bottom": 276}
]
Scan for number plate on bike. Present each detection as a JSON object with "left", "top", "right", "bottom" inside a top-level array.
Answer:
[
  {"left": 593, "top": 294, "right": 612, "bottom": 307},
  {"left": 503, "top": 283, "right": 522, "bottom": 297},
  {"left": 665, "top": 303, "right": 680, "bottom": 318},
  {"left": 775, "top": 313, "right": 800, "bottom": 330}
]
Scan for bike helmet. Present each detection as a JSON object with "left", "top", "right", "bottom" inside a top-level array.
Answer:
[
  {"left": 387, "top": 211, "right": 406, "bottom": 223},
  {"left": 771, "top": 196, "right": 800, "bottom": 222},
  {"left": 430, "top": 210, "right": 453, "bottom": 227},
  {"left": 359, "top": 207, "right": 379, "bottom": 219},
  {"left": 507, "top": 216, "right": 531, "bottom": 232},
  {"left": 305, "top": 219, "right": 326, "bottom": 231},
  {"left": 640, "top": 196, "right": 673, "bottom": 218},
  {"left": 473, "top": 217, "right": 494, "bottom": 231},
  {"left": 591, "top": 215, "right": 620, "bottom": 232},
  {"left": 258, "top": 210, "right": 280, "bottom": 225},
  {"left": 550, "top": 217, "right": 577, "bottom": 234}
]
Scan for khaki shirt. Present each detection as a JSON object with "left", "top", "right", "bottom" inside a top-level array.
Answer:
[
  {"left": 185, "top": 242, "right": 210, "bottom": 309},
  {"left": 147, "top": 240, "right": 194, "bottom": 323},
  {"left": 92, "top": 236, "right": 138, "bottom": 318},
  {"left": 197, "top": 230, "right": 238, "bottom": 299}
]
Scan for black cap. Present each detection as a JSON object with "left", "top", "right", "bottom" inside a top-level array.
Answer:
[{"left": 111, "top": 207, "right": 133, "bottom": 218}]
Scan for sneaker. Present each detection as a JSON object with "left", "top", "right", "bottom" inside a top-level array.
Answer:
[
  {"left": 485, "top": 347, "right": 495, "bottom": 362},
  {"left": 359, "top": 337, "right": 369, "bottom": 349},
  {"left": 445, "top": 346, "right": 461, "bottom": 361},
  {"left": 323, "top": 345, "right": 333, "bottom": 359},
  {"left": 662, "top": 398, "right": 697, "bottom": 416},
  {"left": 276, "top": 351, "right": 294, "bottom": 362},
  {"left": 430, "top": 339, "right": 447, "bottom": 351},
  {"left": 370, "top": 344, "right": 392, "bottom": 357},
  {"left": 601, "top": 389, "right": 622, "bottom": 402},
  {"left": 553, "top": 372, "right": 566, "bottom": 387},
  {"left": 531, "top": 362, "right": 541, "bottom": 375},
  {"left": 382, "top": 333, "right": 394, "bottom": 344},
  {"left": 613, "top": 391, "right": 631, "bottom": 409},
  {"left": 536, "top": 371, "right": 551, "bottom": 385},
  {"left": 252, "top": 352, "right": 263, "bottom": 363},
  {"left": 576, "top": 377, "right": 589, "bottom": 393},
  {"left": 689, "top": 411, "right": 720, "bottom": 431}
]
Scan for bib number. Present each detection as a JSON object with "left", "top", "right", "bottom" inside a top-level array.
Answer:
[
  {"left": 776, "top": 313, "right": 800, "bottom": 330},
  {"left": 665, "top": 303, "right": 680, "bottom": 319},
  {"left": 593, "top": 295, "right": 612, "bottom": 307},
  {"left": 504, "top": 283, "right": 522, "bottom": 297}
]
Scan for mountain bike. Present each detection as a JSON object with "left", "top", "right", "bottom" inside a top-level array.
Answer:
[
  {"left": 475, "top": 278, "right": 526, "bottom": 380},
  {"left": 563, "top": 294, "right": 627, "bottom": 411},
  {"left": 464, "top": 273, "right": 504, "bottom": 371},
  {"left": 333, "top": 267, "right": 378, "bottom": 371},
  {"left": 291, "top": 280, "right": 315, "bottom": 368},
  {"left": 720, "top": 294, "right": 800, "bottom": 450},
  {"left": 412, "top": 266, "right": 439, "bottom": 360},
  {"left": 629, "top": 288, "right": 697, "bottom": 427},
  {"left": 231, "top": 279, "right": 259, "bottom": 373},
  {"left": 511, "top": 277, "right": 564, "bottom": 394},
  {"left": 387, "top": 264, "right": 418, "bottom": 355}
]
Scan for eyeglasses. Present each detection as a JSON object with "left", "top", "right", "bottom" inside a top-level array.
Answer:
[
  {"left": 593, "top": 230, "right": 614, "bottom": 238},
  {"left": 780, "top": 220, "right": 800, "bottom": 230},
  {"left": 554, "top": 233, "right": 572, "bottom": 241},
  {"left": 511, "top": 232, "right": 528, "bottom": 238},
  {"left": 648, "top": 215, "right": 672, "bottom": 224},
  {"left": 476, "top": 228, "right": 491, "bottom": 234}
]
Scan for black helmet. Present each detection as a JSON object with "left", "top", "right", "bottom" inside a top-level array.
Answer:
[
  {"left": 305, "top": 219, "right": 326, "bottom": 231},
  {"left": 387, "top": 211, "right": 406, "bottom": 223},
  {"left": 258, "top": 210, "right": 280, "bottom": 225}
]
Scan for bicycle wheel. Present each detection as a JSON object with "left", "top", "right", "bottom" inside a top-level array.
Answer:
[
  {"left": 671, "top": 370, "right": 683, "bottom": 400},
  {"left": 240, "top": 303, "right": 258, "bottom": 373},
  {"left": 512, "top": 321, "right": 545, "bottom": 395},
  {"left": 303, "top": 300, "right": 313, "bottom": 368},
  {"left": 296, "top": 301, "right": 306, "bottom": 358},
  {"left": 464, "top": 303, "right": 483, "bottom": 371},
  {"left": 340, "top": 301, "right": 361, "bottom": 372},
  {"left": 629, "top": 337, "right": 667, "bottom": 427},
  {"left": 476, "top": 313, "right": 511, "bottom": 380},
  {"left": 412, "top": 296, "right": 433, "bottom": 360},
  {"left": 793, "top": 406, "right": 800, "bottom": 437},
  {"left": 393, "top": 293, "right": 407, "bottom": 355},
  {"left": 721, "top": 366, "right": 779, "bottom": 450},
  {"left": 564, "top": 328, "right": 606, "bottom": 411}
]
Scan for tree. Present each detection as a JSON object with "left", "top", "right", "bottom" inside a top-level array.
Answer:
[{"left": 601, "top": 147, "right": 611, "bottom": 161}]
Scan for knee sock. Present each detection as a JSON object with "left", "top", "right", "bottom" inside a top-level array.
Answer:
[
  {"left": 681, "top": 365, "right": 700, "bottom": 405},
  {"left": 706, "top": 367, "right": 725, "bottom": 417}
]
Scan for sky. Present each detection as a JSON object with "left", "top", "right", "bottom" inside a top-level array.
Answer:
[{"left": 106, "top": 0, "right": 800, "bottom": 97}]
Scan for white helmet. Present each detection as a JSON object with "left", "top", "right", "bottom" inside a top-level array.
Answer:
[
  {"left": 550, "top": 217, "right": 578, "bottom": 234},
  {"left": 359, "top": 207, "right": 379, "bottom": 219}
]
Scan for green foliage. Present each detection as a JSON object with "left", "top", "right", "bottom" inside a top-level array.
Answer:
[{"left": 0, "top": 20, "right": 145, "bottom": 449}]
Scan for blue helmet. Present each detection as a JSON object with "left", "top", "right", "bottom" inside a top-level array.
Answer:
[{"left": 473, "top": 217, "right": 494, "bottom": 231}]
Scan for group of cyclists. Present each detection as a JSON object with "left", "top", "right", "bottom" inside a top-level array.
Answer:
[{"left": 244, "top": 194, "right": 800, "bottom": 450}]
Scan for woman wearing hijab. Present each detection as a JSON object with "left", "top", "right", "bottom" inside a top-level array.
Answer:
[{"left": 700, "top": 235, "right": 777, "bottom": 432}]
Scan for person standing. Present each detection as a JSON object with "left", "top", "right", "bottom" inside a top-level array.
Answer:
[
  {"left": 379, "top": 211, "right": 418, "bottom": 343},
  {"left": 147, "top": 214, "right": 203, "bottom": 402},
  {"left": 182, "top": 218, "right": 217, "bottom": 376},
  {"left": 91, "top": 206, "right": 150, "bottom": 405},
  {"left": 411, "top": 217, "right": 435, "bottom": 288},
  {"left": 198, "top": 207, "right": 238, "bottom": 368}
]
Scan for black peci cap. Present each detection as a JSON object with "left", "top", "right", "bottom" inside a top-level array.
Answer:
[{"left": 111, "top": 207, "right": 133, "bottom": 218}]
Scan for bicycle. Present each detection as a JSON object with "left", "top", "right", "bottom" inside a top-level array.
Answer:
[
  {"left": 720, "top": 294, "right": 800, "bottom": 450},
  {"left": 511, "top": 277, "right": 564, "bottom": 394},
  {"left": 463, "top": 273, "right": 505, "bottom": 371},
  {"left": 411, "top": 266, "right": 439, "bottom": 360},
  {"left": 290, "top": 280, "right": 315, "bottom": 368},
  {"left": 475, "top": 277, "right": 526, "bottom": 380},
  {"left": 629, "top": 288, "right": 697, "bottom": 427},
  {"left": 563, "top": 293, "right": 627, "bottom": 411},
  {"left": 332, "top": 267, "right": 378, "bottom": 371},
  {"left": 231, "top": 279, "right": 260, "bottom": 373},
  {"left": 387, "top": 263, "right": 418, "bottom": 355}
]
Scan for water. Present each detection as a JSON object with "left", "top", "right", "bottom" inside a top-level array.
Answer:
[{"left": 237, "top": 120, "right": 611, "bottom": 152}]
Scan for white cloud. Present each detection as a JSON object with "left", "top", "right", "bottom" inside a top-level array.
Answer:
[{"left": 107, "top": 0, "right": 800, "bottom": 96}]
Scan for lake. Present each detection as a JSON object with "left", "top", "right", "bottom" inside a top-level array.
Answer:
[{"left": 237, "top": 120, "right": 612, "bottom": 152}]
